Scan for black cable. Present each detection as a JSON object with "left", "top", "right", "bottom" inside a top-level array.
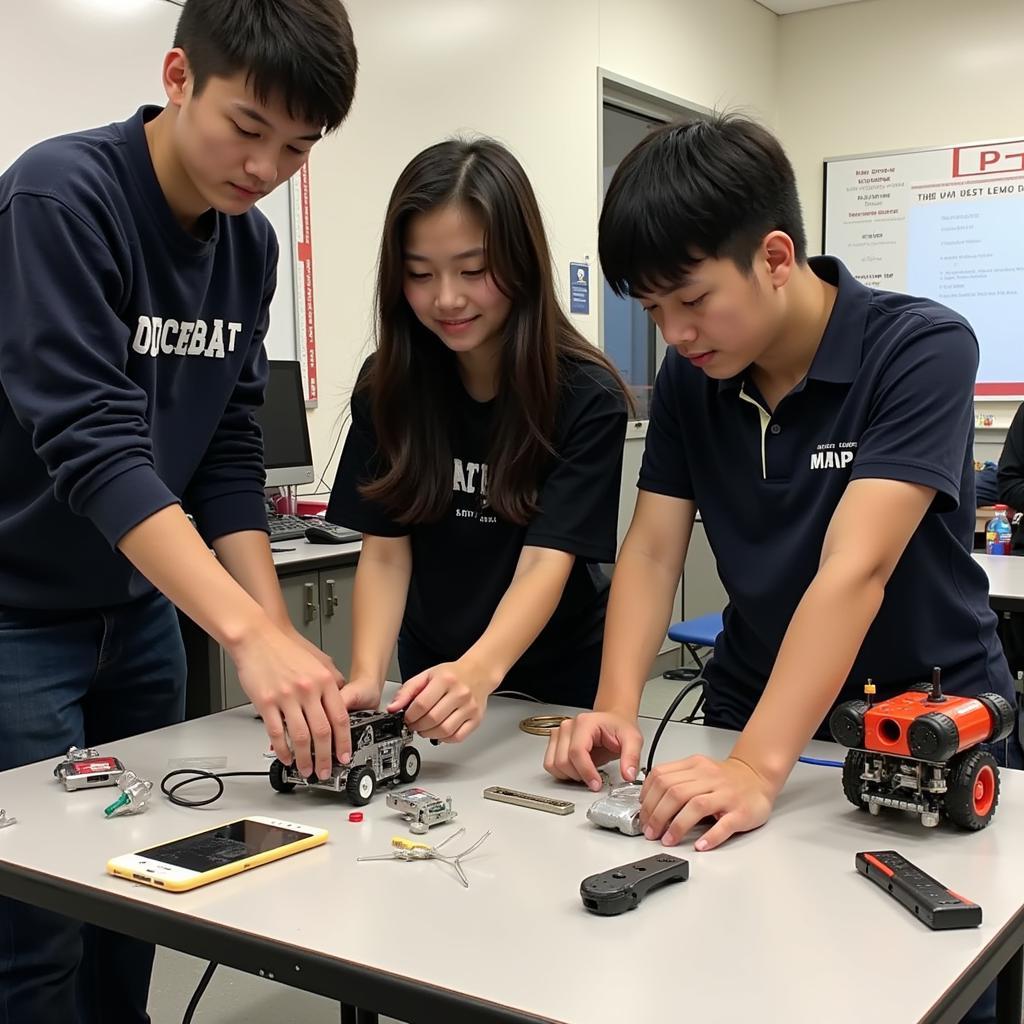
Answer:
[
  {"left": 645, "top": 676, "right": 843, "bottom": 773},
  {"left": 161, "top": 769, "right": 270, "bottom": 808},
  {"left": 182, "top": 961, "right": 218, "bottom": 1024},
  {"left": 646, "top": 676, "right": 707, "bottom": 775},
  {"left": 300, "top": 411, "right": 350, "bottom": 497}
]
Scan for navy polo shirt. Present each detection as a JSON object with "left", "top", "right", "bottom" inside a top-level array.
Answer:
[{"left": 640, "top": 256, "right": 1014, "bottom": 733}]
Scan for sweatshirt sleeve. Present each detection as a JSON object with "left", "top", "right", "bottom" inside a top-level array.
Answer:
[
  {"left": 183, "top": 232, "right": 277, "bottom": 543},
  {"left": 0, "top": 191, "right": 178, "bottom": 545}
]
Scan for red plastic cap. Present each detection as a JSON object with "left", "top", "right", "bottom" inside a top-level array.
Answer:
[
  {"left": 348, "top": 812, "right": 363, "bottom": 823},
  {"left": 994, "top": 504, "right": 1008, "bottom": 510}
]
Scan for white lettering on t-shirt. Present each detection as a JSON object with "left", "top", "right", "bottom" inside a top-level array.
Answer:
[
  {"left": 453, "top": 458, "right": 489, "bottom": 497},
  {"left": 130, "top": 315, "right": 242, "bottom": 360}
]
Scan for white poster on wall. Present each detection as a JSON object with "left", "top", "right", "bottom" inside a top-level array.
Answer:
[{"left": 824, "top": 139, "right": 1024, "bottom": 397}]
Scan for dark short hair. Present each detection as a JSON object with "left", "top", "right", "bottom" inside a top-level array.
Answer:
[
  {"left": 599, "top": 113, "right": 806, "bottom": 297},
  {"left": 174, "top": 0, "right": 358, "bottom": 133}
]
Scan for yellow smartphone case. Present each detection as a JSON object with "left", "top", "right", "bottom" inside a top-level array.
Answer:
[{"left": 107, "top": 818, "right": 328, "bottom": 892}]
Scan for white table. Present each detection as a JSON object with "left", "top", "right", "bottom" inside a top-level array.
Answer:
[
  {"left": 975, "top": 553, "right": 1024, "bottom": 613},
  {"left": 1, "top": 690, "right": 1022, "bottom": 1024}
]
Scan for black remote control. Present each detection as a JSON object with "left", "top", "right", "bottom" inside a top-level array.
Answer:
[
  {"left": 580, "top": 853, "right": 689, "bottom": 916},
  {"left": 856, "top": 851, "right": 982, "bottom": 930}
]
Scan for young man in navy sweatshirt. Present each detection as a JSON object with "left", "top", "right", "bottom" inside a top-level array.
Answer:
[{"left": 0, "top": 2, "right": 357, "bottom": 1020}]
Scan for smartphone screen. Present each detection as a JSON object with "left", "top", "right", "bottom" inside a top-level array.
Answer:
[{"left": 137, "top": 820, "right": 311, "bottom": 873}]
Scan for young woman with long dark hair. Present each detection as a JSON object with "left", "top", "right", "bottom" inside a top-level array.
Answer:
[{"left": 327, "top": 137, "right": 630, "bottom": 743}]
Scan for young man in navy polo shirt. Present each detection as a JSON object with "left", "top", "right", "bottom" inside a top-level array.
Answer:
[{"left": 545, "top": 113, "right": 1020, "bottom": 844}]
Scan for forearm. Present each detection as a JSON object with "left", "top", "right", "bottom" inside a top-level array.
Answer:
[
  {"left": 118, "top": 505, "right": 270, "bottom": 652},
  {"left": 460, "top": 553, "right": 572, "bottom": 690},
  {"left": 731, "top": 554, "right": 886, "bottom": 790},
  {"left": 213, "top": 530, "right": 290, "bottom": 630},
  {"left": 594, "top": 539, "right": 680, "bottom": 719},
  {"left": 349, "top": 544, "right": 412, "bottom": 687}
]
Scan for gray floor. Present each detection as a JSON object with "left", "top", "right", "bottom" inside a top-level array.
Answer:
[{"left": 149, "top": 671, "right": 703, "bottom": 1024}]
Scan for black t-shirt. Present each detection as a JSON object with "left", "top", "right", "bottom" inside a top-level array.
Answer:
[{"left": 328, "top": 355, "right": 627, "bottom": 683}]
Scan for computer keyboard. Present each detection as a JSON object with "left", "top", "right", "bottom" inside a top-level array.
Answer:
[{"left": 267, "top": 514, "right": 309, "bottom": 541}]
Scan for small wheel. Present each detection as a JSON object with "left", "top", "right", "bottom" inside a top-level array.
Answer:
[
  {"left": 945, "top": 748, "right": 1000, "bottom": 830},
  {"left": 346, "top": 766, "right": 376, "bottom": 806},
  {"left": 830, "top": 701, "right": 868, "bottom": 748},
  {"left": 976, "top": 693, "right": 1016, "bottom": 744},
  {"left": 841, "top": 749, "right": 868, "bottom": 811},
  {"left": 399, "top": 745, "right": 421, "bottom": 783},
  {"left": 269, "top": 759, "right": 295, "bottom": 794}
]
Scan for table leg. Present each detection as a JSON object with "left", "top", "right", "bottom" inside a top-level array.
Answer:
[
  {"left": 340, "top": 1005, "right": 380, "bottom": 1024},
  {"left": 996, "top": 944, "right": 1023, "bottom": 1024}
]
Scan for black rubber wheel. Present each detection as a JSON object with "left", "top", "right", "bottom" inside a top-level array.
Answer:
[
  {"left": 399, "top": 746, "right": 421, "bottom": 783},
  {"left": 908, "top": 711, "right": 959, "bottom": 762},
  {"left": 346, "top": 766, "right": 376, "bottom": 806},
  {"left": 945, "top": 748, "right": 1000, "bottom": 830},
  {"left": 976, "top": 693, "right": 1016, "bottom": 744},
  {"left": 830, "top": 700, "right": 868, "bottom": 748},
  {"left": 269, "top": 759, "right": 295, "bottom": 794},
  {"left": 841, "top": 749, "right": 868, "bottom": 810}
]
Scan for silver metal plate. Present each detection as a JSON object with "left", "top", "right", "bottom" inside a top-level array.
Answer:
[{"left": 483, "top": 786, "right": 574, "bottom": 815}]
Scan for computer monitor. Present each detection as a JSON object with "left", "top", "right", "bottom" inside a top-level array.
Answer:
[{"left": 255, "top": 360, "right": 314, "bottom": 488}]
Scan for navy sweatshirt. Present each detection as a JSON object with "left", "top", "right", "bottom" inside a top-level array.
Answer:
[{"left": 0, "top": 107, "right": 276, "bottom": 610}]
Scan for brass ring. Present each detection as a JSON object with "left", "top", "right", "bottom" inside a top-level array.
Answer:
[{"left": 518, "top": 715, "right": 570, "bottom": 736}]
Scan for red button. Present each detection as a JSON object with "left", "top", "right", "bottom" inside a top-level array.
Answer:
[{"left": 348, "top": 812, "right": 363, "bottom": 823}]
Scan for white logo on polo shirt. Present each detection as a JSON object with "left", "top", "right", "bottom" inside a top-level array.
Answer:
[{"left": 811, "top": 441, "right": 858, "bottom": 471}]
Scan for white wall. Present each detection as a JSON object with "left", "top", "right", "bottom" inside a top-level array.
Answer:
[
  {"left": 777, "top": 0, "right": 1024, "bottom": 459},
  {"left": 303, "top": 0, "right": 779, "bottom": 485}
]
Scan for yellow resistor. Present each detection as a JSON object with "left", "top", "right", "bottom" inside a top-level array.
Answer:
[{"left": 391, "top": 836, "right": 432, "bottom": 851}]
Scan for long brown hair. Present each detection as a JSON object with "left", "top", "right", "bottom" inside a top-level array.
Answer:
[{"left": 361, "top": 137, "right": 631, "bottom": 526}]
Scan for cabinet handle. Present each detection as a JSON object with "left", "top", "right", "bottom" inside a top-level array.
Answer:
[
  {"left": 325, "top": 579, "right": 339, "bottom": 618},
  {"left": 303, "top": 582, "right": 318, "bottom": 624}
]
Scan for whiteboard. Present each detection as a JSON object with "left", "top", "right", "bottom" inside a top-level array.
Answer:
[
  {"left": 3, "top": 0, "right": 316, "bottom": 398},
  {"left": 823, "top": 138, "right": 1024, "bottom": 397}
]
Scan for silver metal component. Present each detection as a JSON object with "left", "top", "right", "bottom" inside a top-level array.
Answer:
[
  {"left": 66, "top": 746, "right": 100, "bottom": 762},
  {"left": 53, "top": 748, "right": 125, "bottom": 792},
  {"left": 856, "top": 750, "right": 948, "bottom": 827},
  {"left": 865, "top": 794, "right": 924, "bottom": 813},
  {"left": 386, "top": 787, "right": 457, "bottom": 832},
  {"left": 278, "top": 711, "right": 419, "bottom": 799},
  {"left": 357, "top": 827, "right": 491, "bottom": 888},
  {"left": 0, "top": 809, "right": 16, "bottom": 829},
  {"left": 482, "top": 786, "right": 574, "bottom": 815},
  {"left": 587, "top": 782, "right": 644, "bottom": 836},
  {"left": 104, "top": 770, "right": 154, "bottom": 817}
]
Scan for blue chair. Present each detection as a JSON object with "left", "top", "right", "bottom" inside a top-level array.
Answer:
[
  {"left": 662, "top": 611, "right": 723, "bottom": 724},
  {"left": 665, "top": 612, "right": 723, "bottom": 674}
]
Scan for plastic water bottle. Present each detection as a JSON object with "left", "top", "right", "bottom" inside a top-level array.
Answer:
[{"left": 986, "top": 504, "right": 1013, "bottom": 555}]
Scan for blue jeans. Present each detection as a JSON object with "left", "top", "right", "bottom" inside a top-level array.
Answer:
[{"left": 0, "top": 590, "right": 186, "bottom": 1024}]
